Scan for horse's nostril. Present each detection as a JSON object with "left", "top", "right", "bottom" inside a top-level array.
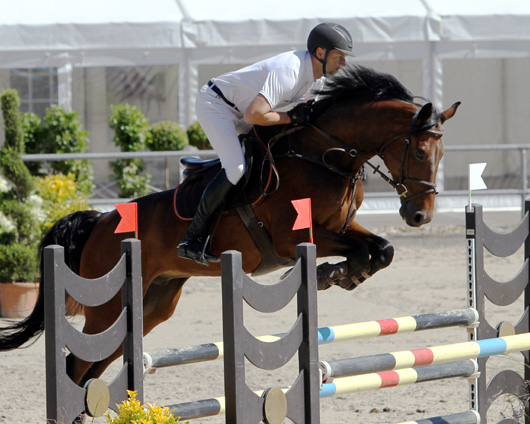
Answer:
[{"left": 414, "top": 212, "right": 424, "bottom": 225}]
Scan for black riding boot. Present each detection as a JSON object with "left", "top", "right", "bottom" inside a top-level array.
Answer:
[{"left": 178, "top": 169, "right": 234, "bottom": 265}]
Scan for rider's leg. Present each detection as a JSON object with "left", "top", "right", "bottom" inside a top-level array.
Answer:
[
  {"left": 178, "top": 169, "right": 234, "bottom": 264},
  {"left": 178, "top": 87, "right": 246, "bottom": 265}
]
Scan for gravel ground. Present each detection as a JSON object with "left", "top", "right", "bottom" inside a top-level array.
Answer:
[{"left": 0, "top": 209, "right": 527, "bottom": 423}]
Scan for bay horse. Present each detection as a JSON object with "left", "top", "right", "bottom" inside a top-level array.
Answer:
[{"left": 0, "top": 65, "right": 459, "bottom": 389}]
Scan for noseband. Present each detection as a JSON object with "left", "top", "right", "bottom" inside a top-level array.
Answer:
[{"left": 309, "top": 122, "right": 443, "bottom": 203}]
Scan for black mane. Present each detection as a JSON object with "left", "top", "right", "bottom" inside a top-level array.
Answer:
[{"left": 315, "top": 65, "right": 414, "bottom": 105}]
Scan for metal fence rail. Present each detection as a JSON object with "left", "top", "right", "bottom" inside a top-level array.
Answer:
[{"left": 21, "top": 144, "right": 530, "bottom": 209}]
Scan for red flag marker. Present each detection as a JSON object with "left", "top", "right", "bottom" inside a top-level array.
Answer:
[
  {"left": 291, "top": 198, "right": 313, "bottom": 243},
  {"left": 114, "top": 202, "right": 138, "bottom": 238}
]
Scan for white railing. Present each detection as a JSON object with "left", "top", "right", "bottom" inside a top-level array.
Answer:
[{"left": 21, "top": 145, "right": 530, "bottom": 210}]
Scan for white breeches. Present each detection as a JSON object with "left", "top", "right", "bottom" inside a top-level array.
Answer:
[{"left": 195, "top": 85, "right": 252, "bottom": 185}]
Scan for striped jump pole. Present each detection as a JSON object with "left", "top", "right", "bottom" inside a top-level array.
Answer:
[
  {"left": 396, "top": 410, "right": 480, "bottom": 424},
  {"left": 320, "top": 332, "right": 530, "bottom": 380},
  {"left": 144, "top": 308, "right": 478, "bottom": 372},
  {"left": 167, "top": 360, "right": 478, "bottom": 421},
  {"left": 319, "top": 359, "right": 478, "bottom": 398}
]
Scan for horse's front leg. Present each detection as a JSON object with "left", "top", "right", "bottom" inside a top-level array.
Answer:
[
  {"left": 342, "top": 221, "right": 394, "bottom": 288},
  {"left": 315, "top": 222, "right": 394, "bottom": 291},
  {"left": 299, "top": 225, "right": 373, "bottom": 291}
]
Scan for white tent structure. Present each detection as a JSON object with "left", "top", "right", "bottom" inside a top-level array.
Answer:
[{"left": 1, "top": 0, "right": 530, "bottom": 194}]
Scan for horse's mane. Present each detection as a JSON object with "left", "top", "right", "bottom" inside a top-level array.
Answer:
[{"left": 315, "top": 65, "right": 414, "bottom": 106}]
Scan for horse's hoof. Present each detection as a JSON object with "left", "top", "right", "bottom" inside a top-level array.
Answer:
[
  {"left": 317, "top": 261, "right": 348, "bottom": 290},
  {"left": 338, "top": 277, "right": 362, "bottom": 291},
  {"left": 337, "top": 270, "right": 372, "bottom": 290}
]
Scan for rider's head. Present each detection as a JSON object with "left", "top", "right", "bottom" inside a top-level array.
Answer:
[{"left": 307, "top": 22, "right": 353, "bottom": 76}]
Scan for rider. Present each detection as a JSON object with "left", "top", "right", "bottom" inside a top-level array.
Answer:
[{"left": 178, "top": 22, "right": 354, "bottom": 266}]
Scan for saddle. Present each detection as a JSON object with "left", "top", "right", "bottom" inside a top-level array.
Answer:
[{"left": 174, "top": 125, "right": 297, "bottom": 275}]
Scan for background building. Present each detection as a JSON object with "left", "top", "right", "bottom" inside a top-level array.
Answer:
[{"left": 1, "top": 0, "right": 529, "bottom": 205}]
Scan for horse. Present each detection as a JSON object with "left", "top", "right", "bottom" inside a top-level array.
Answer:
[{"left": 0, "top": 65, "right": 459, "bottom": 390}]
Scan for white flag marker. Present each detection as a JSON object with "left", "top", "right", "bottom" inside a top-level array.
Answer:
[{"left": 469, "top": 162, "right": 487, "bottom": 206}]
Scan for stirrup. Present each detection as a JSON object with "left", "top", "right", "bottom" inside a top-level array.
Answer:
[{"left": 178, "top": 236, "right": 220, "bottom": 266}]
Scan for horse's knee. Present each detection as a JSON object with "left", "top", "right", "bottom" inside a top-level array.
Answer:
[
  {"left": 373, "top": 240, "right": 394, "bottom": 269},
  {"left": 345, "top": 246, "right": 371, "bottom": 276}
]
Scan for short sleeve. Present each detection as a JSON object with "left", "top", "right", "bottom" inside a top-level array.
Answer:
[{"left": 259, "top": 68, "right": 298, "bottom": 110}]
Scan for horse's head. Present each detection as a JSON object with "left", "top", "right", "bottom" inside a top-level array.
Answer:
[
  {"left": 379, "top": 101, "right": 460, "bottom": 227},
  {"left": 310, "top": 65, "right": 461, "bottom": 228}
]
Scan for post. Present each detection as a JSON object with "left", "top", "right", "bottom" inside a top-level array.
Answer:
[{"left": 222, "top": 244, "right": 320, "bottom": 423}]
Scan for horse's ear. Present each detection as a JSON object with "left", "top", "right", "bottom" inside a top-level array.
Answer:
[
  {"left": 414, "top": 103, "right": 433, "bottom": 128},
  {"left": 440, "top": 101, "right": 461, "bottom": 123}
]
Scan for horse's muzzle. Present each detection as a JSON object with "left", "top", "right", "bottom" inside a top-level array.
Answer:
[{"left": 399, "top": 204, "right": 434, "bottom": 227}]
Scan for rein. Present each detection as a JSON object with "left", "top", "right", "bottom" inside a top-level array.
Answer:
[
  {"left": 258, "top": 111, "right": 441, "bottom": 233},
  {"left": 308, "top": 122, "right": 442, "bottom": 202}
]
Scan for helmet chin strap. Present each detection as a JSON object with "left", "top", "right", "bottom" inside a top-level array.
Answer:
[{"left": 313, "top": 48, "right": 330, "bottom": 76}]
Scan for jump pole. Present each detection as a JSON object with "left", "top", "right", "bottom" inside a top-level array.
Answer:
[
  {"left": 165, "top": 331, "right": 530, "bottom": 421},
  {"left": 395, "top": 410, "right": 481, "bottom": 424},
  {"left": 168, "top": 360, "right": 478, "bottom": 421},
  {"left": 143, "top": 308, "right": 478, "bottom": 372},
  {"left": 320, "top": 332, "right": 530, "bottom": 380}
]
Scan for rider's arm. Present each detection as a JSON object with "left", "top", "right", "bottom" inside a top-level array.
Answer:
[{"left": 244, "top": 94, "right": 291, "bottom": 126}]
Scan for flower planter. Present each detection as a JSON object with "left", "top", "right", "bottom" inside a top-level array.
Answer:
[{"left": 0, "top": 282, "right": 39, "bottom": 318}]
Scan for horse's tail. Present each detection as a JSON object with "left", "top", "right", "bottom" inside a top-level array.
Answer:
[{"left": 0, "top": 210, "right": 102, "bottom": 351}]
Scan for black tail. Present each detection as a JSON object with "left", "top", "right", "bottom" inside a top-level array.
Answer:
[{"left": 0, "top": 210, "right": 101, "bottom": 351}]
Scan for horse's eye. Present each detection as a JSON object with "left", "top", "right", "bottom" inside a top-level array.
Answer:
[{"left": 415, "top": 150, "right": 427, "bottom": 161}]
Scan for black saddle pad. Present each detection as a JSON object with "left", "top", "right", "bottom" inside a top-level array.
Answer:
[{"left": 174, "top": 126, "right": 287, "bottom": 219}]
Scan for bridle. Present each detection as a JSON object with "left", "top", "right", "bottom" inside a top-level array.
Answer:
[
  {"left": 261, "top": 108, "right": 443, "bottom": 202},
  {"left": 259, "top": 102, "right": 444, "bottom": 232},
  {"left": 309, "top": 119, "right": 443, "bottom": 203},
  {"left": 258, "top": 106, "right": 443, "bottom": 234}
]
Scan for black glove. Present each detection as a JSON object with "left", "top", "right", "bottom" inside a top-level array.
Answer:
[{"left": 287, "top": 102, "right": 313, "bottom": 124}]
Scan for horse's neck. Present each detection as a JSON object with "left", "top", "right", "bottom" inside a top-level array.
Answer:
[{"left": 317, "top": 100, "right": 416, "bottom": 158}]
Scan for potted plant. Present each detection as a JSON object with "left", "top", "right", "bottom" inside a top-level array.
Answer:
[
  {"left": 0, "top": 89, "right": 40, "bottom": 317},
  {"left": 0, "top": 90, "right": 90, "bottom": 318}
]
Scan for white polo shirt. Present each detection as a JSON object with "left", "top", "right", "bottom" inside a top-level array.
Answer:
[{"left": 210, "top": 50, "right": 324, "bottom": 113}]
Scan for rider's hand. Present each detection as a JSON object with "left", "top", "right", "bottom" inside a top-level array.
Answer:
[{"left": 287, "top": 102, "right": 313, "bottom": 124}]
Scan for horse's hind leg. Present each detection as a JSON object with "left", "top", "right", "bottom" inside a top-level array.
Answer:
[
  {"left": 77, "top": 277, "right": 188, "bottom": 386},
  {"left": 141, "top": 277, "right": 188, "bottom": 332}
]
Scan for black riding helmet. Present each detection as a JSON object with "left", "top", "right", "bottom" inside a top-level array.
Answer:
[{"left": 307, "top": 22, "right": 354, "bottom": 75}]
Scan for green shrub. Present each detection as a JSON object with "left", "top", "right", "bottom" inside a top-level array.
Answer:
[
  {"left": 147, "top": 120, "right": 188, "bottom": 189},
  {"left": 108, "top": 104, "right": 150, "bottom": 152},
  {"left": 41, "top": 105, "right": 94, "bottom": 195},
  {"left": 0, "top": 90, "right": 90, "bottom": 283},
  {"left": 108, "top": 104, "right": 151, "bottom": 198},
  {"left": 22, "top": 112, "right": 44, "bottom": 175},
  {"left": 0, "top": 244, "right": 38, "bottom": 282},
  {"left": 0, "top": 146, "right": 34, "bottom": 200},
  {"left": 186, "top": 121, "right": 211, "bottom": 150},
  {"left": 148, "top": 121, "right": 188, "bottom": 151},
  {"left": 0, "top": 90, "right": 38, "bottom": 282},
  {"left": 1, "top": 90, "right": 24, "bottom": 153}
]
